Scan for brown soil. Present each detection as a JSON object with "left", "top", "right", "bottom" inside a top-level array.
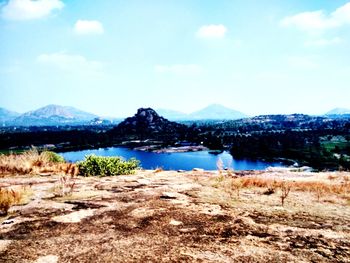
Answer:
[{"left": 0, "top": 170, "right": 349, "bottom": 262}]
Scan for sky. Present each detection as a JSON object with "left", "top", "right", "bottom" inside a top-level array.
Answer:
[{"left": 0, "top": 0, "right": 350, "bottom": 117}]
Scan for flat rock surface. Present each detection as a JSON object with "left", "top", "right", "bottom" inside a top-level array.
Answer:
[{"left": 0, "top": 170, "right": 350, "bottom": 262}]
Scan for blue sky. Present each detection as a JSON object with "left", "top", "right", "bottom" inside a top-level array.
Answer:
[{"left": 0, "top": 0, "right": 350, "bottom": 117}]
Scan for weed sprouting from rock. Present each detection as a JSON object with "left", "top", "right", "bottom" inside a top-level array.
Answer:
[{"left": 280, "top": 181, "right": 291, "bottom": 206}]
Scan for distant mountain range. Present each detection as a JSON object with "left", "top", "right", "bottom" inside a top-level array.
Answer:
[
  {"left": 157, "top": 104, "right": 248, "bottom": 121},
  {"left": 1, "top": 104, "right": 350, "bottom": 127},
  {"left": 325, "top": 108, "right": 350, "bottom": 116},
  {"left": 1, "top": 105, "right": 99, "bottom": 127},
  {"left": 0, "top": 108, "right": 20, "bottom": 125}
]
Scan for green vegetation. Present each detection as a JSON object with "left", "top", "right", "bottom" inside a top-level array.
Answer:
[
  {"left": 229, "top": 131, "right": 350, "bottom": 170},
  {"left": 41, "top": 151, "right": 65, "bottom": 163},
  {"left": 78, "top": 155, "right": 140, "bottom": 176}
]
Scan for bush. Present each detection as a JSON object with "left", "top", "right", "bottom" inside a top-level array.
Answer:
[
  {"left": 41, "top": 151, "right": 65, "bottom": 163},
  {"left": 77, "top": 155, "right": 140, "bottom": 176},
  {"left": 0, "top": 188, "right": 22, "bottom": 215}
]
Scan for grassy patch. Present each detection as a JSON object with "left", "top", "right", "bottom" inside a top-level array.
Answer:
[
  {"left": 0, "top": 187, "right": 32, "bottom": 215},
  {"left": 0, "top": 149, "right": 77, "bottom": 176}
]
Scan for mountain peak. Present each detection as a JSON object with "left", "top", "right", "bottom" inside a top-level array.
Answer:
[
  {"left": 190, "top": 104, "right": 248, "bottom": 120},
  {"left": 326, "top": 108, "right": 350, "bottom": 115},
  {"left": 12, "top": 104, "right": 97, "bottom": 126},
  {"left": 111, "top": 108, "right": 186, "bottom": 139},
  {"left": 158, "top": 104, "right": 248, "bottom": 121},
  {"left": 136, "top": 108, "right": 160, "bottom": 119},
  {"left": 24, "top": 104, "right": 75, "bottom": 118}
]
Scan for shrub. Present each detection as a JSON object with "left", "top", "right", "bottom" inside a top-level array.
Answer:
[
  {"left": 0, "top": 188, "right": 22, "bottom": 215},
  {"left": 78, "top": 155, "right": 140, "bottom": 176},
  {"left": 280, "top": 181, "right": 292, "bottom": 206},
  {"left": 41, "top": 151, "right": 65, "bottom": 163}
]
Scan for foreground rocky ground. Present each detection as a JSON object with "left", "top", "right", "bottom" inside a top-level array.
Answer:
[{"left": 0, "top": 170, "right": 350, "bottom": 262}]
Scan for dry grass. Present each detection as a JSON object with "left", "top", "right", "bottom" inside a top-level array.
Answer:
[
  {"left": 219, "top": 176, "right": 350, "bottom": 202},
  {"left": 0, "top": 149, "right": 78, "bottom": 176},
  {"left": 153, "top": 167, "right": 164, "bottom": 173},
  {"left": 0, "top": 188, "right": 23, "bottom": 215},
  {"left": 50, "top": 175, "right": 77, "bottom": 198}
]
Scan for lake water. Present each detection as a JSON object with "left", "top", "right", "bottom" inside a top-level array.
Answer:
[{"left": 60, "top": 147, "right": 286, "bottom": 171}]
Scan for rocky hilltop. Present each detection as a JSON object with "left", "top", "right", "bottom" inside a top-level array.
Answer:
[
  {"left": 110, "top": 108, "right": 188, "bottom": 140},
  {"left": 1, "top": 170, "right": 349, "bottom": 262}
]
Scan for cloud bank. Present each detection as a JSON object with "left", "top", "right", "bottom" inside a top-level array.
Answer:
[
  {"left": 1, "top": 0, "right": 64, "bottom": 20},
  {"left": 281, "top": 2, "right": 350, "bottom": 32}
]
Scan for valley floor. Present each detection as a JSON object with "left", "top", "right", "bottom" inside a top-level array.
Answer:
[{"left": 0, "top": 170, "right": 350, "bottom": 262}]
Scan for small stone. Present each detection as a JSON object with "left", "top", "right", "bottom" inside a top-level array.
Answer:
[
  {"left": 130, "top": 207, "right": 155, "bottom": 218},
  {"left": 192, "top": 168, "right": 204, "bottom": 172},
  {"left": 169, "top": 219, "right": 183, "bottom": 226},
  {"left": 179, "top": 227, "right": 197, "bottom": 233}
]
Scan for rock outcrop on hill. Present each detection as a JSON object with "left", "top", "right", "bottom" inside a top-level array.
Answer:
[{"left": 109, "top": 108, "right": 188, "bottom": 141}]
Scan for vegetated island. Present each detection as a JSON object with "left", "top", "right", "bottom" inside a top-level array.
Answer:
[{"left": 0, "top": 150, "right": 349, "bottom": 262}]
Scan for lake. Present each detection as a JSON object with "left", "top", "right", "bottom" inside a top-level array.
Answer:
[{"left": 60, "top": 147, "right": 286, "bottom": 171}]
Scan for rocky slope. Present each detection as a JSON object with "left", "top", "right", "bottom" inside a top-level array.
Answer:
[
  {"left": 110, "top": 108, "right": 188, "bottom": 141},
  {"left": 0, "top": 170, "right": 349, "bottom": 262}
]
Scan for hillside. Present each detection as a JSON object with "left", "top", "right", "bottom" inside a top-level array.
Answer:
[
  {"left": 109, "top": 108, "right": 188, "bottom": 141},
  {"left": 1, "top": 170, "right": 349, "bottom": 262},
  {"left": 0, "top": 108, "right": 19, "bottom": 125},
  {"left": 189, "top": 104, "right": 247, "bottom": 120},
  {"left": 12, "top": 105, "right": 97, "bottom": 126},
  {"left": 326, "top": 108, "right": 350, "bottom": 115},
  {"left": 158, "top": 104, "right": 247, "bottom": 121}
]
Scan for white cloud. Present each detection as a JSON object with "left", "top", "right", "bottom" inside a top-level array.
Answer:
[
  {"left": 154, "top": 64, "right": 202, "bottom": 75},
  {"left": 281, "top": 11, "right": 338, "bottom": 31},
  {"left": 196, "top": 24, "right": 227, "bottom": 39},
  {"left": 1, "top": 0, "right": 64, "bottom": 20},
  {"left": 37, "top": 52, "right": 103, "bottom": 73},
  {"left": 332, "top": 2, "right": 350, "bottom": 24},
  {"left": 305, "top": 37, "right": 343, "bottom": 47},
  {"left": 74, "top": 20, "right": 104, "bottom": 35},
  {"left": 280, "top": 2, "right": 350, "bottom": 32}
]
